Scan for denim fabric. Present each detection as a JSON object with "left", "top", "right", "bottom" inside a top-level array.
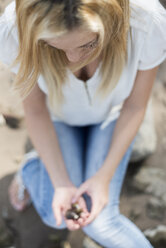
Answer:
[{"left": 21, "top": 120, "right": 153, "bottom": 248}]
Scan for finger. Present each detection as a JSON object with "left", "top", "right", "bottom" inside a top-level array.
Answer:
[
  {"left": 77, "top": 198, "right": 90, "bottom": 225},
  {"left": 52, "top": 204, "right": 62, "bottom": 226},
  {"left": 80, "top": 211, "right": 90, "bottom": 219},
  {"left": 78, "top": 197, "right": 89, "bottom": 214},
  {"left": 66, "top": 219, "right": 80, "bottom": 231},
  {"left": 62, "top": 207, "right": 81, "bottom": 230},
  {"left": 83, "top": 200, "right": 101, "bottom": 225},
  {"left": 76, "top": 215, "right": 89, "bottom": 227},
  {"left": 72, "top": 184, "right": 87, "bottom": 203},
  {"left": 77, "top": 217, "right": 84, "bottom": 225}
]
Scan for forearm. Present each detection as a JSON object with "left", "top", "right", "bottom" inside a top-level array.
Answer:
[
  {"left": 97, "top": 106, "right": 146, "bottom": 183},
  {"left": 96, "top": 67, "right": 158, "bottom": 183},
  {"left": 24, "top": 107, "right": 72, "bottom": 189}
]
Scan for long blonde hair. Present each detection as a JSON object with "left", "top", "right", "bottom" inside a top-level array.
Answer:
[{"left": 13, "top": 0, "right": 130, "bottom": 114}]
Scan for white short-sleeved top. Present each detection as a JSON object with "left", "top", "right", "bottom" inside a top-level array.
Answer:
[{"left": 0, "top": 0, "right": 166, "bottom": 129}]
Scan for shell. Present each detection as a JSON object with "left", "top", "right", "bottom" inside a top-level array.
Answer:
[
  {"left": 65, "top": 202, "right": 83, "bottom": 220},
  {"left": 71, "top": 203, "right": 82, "bottom": 215},
  {"left": 65, "top": 210, "right": 80, "bottom": 220}
]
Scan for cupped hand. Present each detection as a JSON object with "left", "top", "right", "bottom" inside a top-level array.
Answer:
[
  {"left": 72, "top": 174, "right": 110, "bottom": 226},
  {"left": 52, "top": 185, "right": 89, "bottom": 230}
]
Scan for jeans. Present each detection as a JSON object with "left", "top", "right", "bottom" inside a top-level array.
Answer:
[{"left": 21, "top": 120, "right": 153, "bottom": 248}]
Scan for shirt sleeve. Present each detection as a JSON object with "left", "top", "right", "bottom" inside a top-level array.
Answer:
[
  {"left": 138, "top": 2, "right": 166, "bottom": 70},
  {"left": 0, "top": 12, "right": 19, "bottom": 74}
]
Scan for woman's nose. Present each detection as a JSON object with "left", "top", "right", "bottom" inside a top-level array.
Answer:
[{"left": 65, "top": 50, "right": 81, "bottom": 63}]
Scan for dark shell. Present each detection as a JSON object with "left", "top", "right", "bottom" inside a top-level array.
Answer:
[
  {"left": 65, "top": 202, "right": 83, "bottom": 220},
  {"left": 71, "top": 203, "right": 82, "bottom": 215},
  {"left": 65, "top": 210, "right": 79, "bottom": 220}
]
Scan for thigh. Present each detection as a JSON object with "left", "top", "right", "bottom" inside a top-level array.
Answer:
[
  {"left": 21, "top": 122, "right": 85, "bottom": 228},
  {"left": 83, "top": 132, "right": 152, "bottom": 248},
  {"left": 53, "top": 122, "right": 86, "bottom": 186}
]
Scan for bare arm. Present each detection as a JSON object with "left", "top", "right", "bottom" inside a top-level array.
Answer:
[
  {"left": 98, "top": 67, "right": 158, "bottom": 182},
  {"left": 22, "top": 83, "right": 89, "bottom": 230},
  {"left": 22, "top": 83, "right": 72, "bottom": 189}
]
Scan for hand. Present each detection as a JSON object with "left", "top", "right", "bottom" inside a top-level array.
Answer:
[
  {"left": 72, "top": 173, "right": 110, "bottom": 226},
  {"left": 52, "top": 185, "right": 89, "bottom": 230}
]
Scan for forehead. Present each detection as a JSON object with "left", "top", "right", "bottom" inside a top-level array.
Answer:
[{"left": 44, "top": 28, "right": 97, "bottom": 50}]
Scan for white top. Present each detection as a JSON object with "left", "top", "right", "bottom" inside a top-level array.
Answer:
[{"left": 0, "top": 0, "right": 166, "bottom": 130}]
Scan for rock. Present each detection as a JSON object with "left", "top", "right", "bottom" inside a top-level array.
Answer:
[
  {"left": 153, "top": 81, "right": 166, "bottom": 107},
  {"left": 3, "top": 114, "right": 21, "bottom": 129},
  {"left": 0, "top": 63, "right": 24, "bottom": 119},
  {"left": 0, "top": 227, "right": 15, "bottom": 247},
  {"left": 83, "top": 236, "right": 102, "bottom": 248},
  {"left": 146, "top": 197, "right": 165, "bottom": 220},
  {"left": 61, "top": 241, "right": 71, "bottom": 248},
  {"left": 129, "top": 209, "right": 141, "bottom": 222},
  {"left": 130, "top": 101, "right": 157, "bottom": 162},
  {"left": 144, "top": 225, "right": 166, "bottom": 247},
  {"left": 40, "top": 239, "right": 71, "bottom": 248},
  {"left": 0, "top": 114, "right": 6, "bottom": 126},
  {"left": 157, "top": 61, "right": 166, "bottom": 86},
  {"left": 160, "top": 0, "right": 166, "bottom": 10},
  {"left": 132, "top": 167, "right": 166, "bottom": 206},
  {"left": 24, "top": 137, "right": 34, "bottom": 153}
]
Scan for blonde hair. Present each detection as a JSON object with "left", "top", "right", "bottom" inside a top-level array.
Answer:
[{"left": 13, "top": 0, "right": 130, "bottom": 115}]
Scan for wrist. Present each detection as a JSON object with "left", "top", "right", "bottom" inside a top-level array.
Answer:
[
  {"left": 95, "top": 165, "right": 113, "bottom": 185},
  {"left": 52, "top": 178, "right": 74, "bottom": 189},
  {"left": 46, "top": 162, "right": 74, "bottom": 189}
]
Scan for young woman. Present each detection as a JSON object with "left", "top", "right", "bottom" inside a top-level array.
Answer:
[{"left": 0, "top": 0, "right": 166, "bottom": 247}]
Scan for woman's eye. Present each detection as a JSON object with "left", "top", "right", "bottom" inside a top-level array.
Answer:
[
  {"left": 89, "top": 43, "right": 95, "bottom": 48},
  {"left": 84, "top": 40, "right": 98, "bottom": 50}
]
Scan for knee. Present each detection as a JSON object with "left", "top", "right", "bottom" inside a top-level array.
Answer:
[{"left": 82, "top": 209, "right": 120, "bottom": 239}]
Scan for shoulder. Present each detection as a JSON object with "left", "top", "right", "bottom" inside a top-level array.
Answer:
[
  {"left": 0, "top": 1, "right": 18, "bottom": 42},
  {"left": 0, "top": 2, "right": 18, "bottom": 68},
  {"left": 129, "top": 0, "right": 166, "bottom": 70},
  {"left": 130, "top": 0, "right": 166, "bottom": 34}
]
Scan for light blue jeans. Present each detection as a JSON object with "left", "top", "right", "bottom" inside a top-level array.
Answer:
[{"left": 21, "top": 120, "right": 153, "bottom": 248}]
